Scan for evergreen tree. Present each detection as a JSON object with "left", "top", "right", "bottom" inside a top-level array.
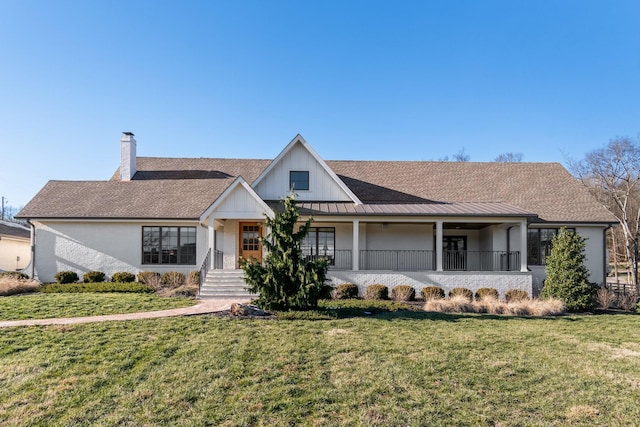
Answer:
[
  {"left": 541, "top": 227, "right": 596, "bottom": 311},
  {"left": 241, "top": 194, "right": 329, "bottom": 310}
]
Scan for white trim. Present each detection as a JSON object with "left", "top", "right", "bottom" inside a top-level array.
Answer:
[
  {"left": 251, "top": 134, "right": 362, "bottom": 205},
  {"left": 352, "top": 220, "right": 360, "bottom": 271},
  {"left": 520, "top": 220, "right": 528, "bottom": 272},
  {"left": 436, "top": 221, "right": 443, "bottom": 271},
  {"left": 295, "top": 215, "right": 530, "bottom": 224},
  {"left": 199, "top": 176, "right": 274, "bottom": 223},
  {"left": 30, "top": 218, "right": 199, "bottom": 224}
]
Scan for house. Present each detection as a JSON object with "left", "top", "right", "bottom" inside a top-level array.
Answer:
[
  {"left": 16, "top": 133, "right": 616, "bottom": 297},
  {"left": 0, "top": 220, "right": 31, "bottom": 272}
]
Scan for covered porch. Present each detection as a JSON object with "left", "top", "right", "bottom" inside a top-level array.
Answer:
[{"left": 204, "top": 216, "right": 530, "bottom": 274}]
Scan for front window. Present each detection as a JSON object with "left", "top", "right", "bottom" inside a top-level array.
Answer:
[
  {"left": 142, "top": 226, "right": 196, "bottom": 265},
  {"left": 290, "top": 171, "right": 309, "bottom": 191},
  {"left": 527, "top": 228, "right": 575, "bottom": 265},
  {"left": 302, "top": 227, "right": 335, "bottom": 264}
]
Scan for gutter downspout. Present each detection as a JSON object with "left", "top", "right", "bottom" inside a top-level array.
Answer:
[
  {"left": 27, "top": 219, "right": 36, "bottom": 279},
  {"left": 603, "top": 225, "right": 613, "bottom": 287}
]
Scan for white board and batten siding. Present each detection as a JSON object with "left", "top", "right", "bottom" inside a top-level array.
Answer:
[
  {"left": 254, "top": 143, "right": 353, "bottom": 202},
  {"left": 211, "top": 183, "right": 268, "bottom": 220}
]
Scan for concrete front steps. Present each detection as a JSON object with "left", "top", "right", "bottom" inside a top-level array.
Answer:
[{"left": 199, "top": 269, "right": 255, "bottom": 299}]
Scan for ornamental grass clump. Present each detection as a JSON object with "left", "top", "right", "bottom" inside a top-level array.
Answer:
[
  {"left": 0, "top": 271, "right": 29, "bottom": 280},
  {"left": 365, "top": 284, "right": 389, "bottom": 300},
  {"left": 391, "top": 285, "right": 415, "bottom": 302},
  {"left": 0, "top": 275, "right": 40, "bottom": 296},
  {"left": 424, "top": 294, "right": 477, "bottom": 313},
  {"left": 423, "top": 295, "right": 565, "bottom": 316},
  {"left": 334, "top": 283, "right": 359, "bottom": 299},
  {"left": 420, "top": 286, "right": 445, "bottom": 301}
]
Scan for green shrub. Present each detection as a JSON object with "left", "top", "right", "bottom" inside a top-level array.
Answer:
[
  {"left": 334, "top": 283, "right": 359, "bottom": 299},
  {"left": 449, "top": 287, "right": 473, "bottom": 301},
  {"left": 83, "top": 271, "right": 105, "bottom": 283},
  {"left": 161, "top": 271, "right": 186, "bottom": 288},
  {"left": 40, "top": 282, "right": 154, "bottom": 293},
  {"left": 138, "top": 271, "right": 161, "bottom": 285},
  {"left": 112, "top": 272, "right": 136, "bottom": 283},
  {"left": 54, "top": 271, "right": 79, "bottom": 284},
  {"left": 505, "top": 289, "right": 529, "bottom": 302},
  {"left": 541, "top": 228, "right": 597, "bottom": 311},
  {"left": 365, "top": 284, "right": 388, "bottom": 300},
  {"left": 391, "top": 285, "right": 415, "bottom": 301},
  {"left": 475, "top": 287, "right": 499, "bottom": 301},
  {"left": 0, "top": 271, "right": 29, "bottom": 280},
  {"left": 241, "top": 195, "right": 329, "bottom": 310},
  {"left": 421, "top": 286, "right": 445, "bottom": 301}
]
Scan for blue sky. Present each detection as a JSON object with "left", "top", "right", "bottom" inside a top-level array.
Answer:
[{"left": 1, "top": 0, "right": 639, "bottom": 208}]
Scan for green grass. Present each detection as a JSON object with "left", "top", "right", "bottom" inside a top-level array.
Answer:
[
  {"left": 0, "top": 293, "right": 195, "bottom": 320},
  {"left": 1, "top": 309, "right": 639, "bottom": 426}
]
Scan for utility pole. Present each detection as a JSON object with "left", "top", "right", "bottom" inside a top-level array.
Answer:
[{"left": 1, "top": 196, "right": 5, "bottom": 221}]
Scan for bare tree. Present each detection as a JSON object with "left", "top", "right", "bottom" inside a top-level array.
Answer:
[
  {"left": 452, "top": 147, "right": 470, "bottom": 162},
  {"left": 494, "top": 152, "right": 523, "bottom": 162},
  {"left": 570, "top": 136, "right": 640, "bottom": 292},
  {"left": 0, "top": 203, "right": 24, "bottom": 223}
]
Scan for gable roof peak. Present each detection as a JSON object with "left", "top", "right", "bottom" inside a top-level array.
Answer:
[{"left": 251, "top": 135, "right": 362, "bottom": 204}]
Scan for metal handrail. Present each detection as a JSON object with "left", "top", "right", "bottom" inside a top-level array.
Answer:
[
  {"left": 359, "top": 250, "right": 436, "bottom": 271},
  {"left": 198, "top": 248, "right": 211, "bottom": 295},
  {"left": 443, "top": 250, "right": 520, "bottom": 272}
]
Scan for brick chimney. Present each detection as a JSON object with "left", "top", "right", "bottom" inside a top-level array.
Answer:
[{"left": 120, "top": 132, "right": 136, "bottom": 181}]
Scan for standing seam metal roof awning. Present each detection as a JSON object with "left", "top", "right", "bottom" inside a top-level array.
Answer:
[{"left": 268, "top": 201, "right": 537, "bottom": 218}]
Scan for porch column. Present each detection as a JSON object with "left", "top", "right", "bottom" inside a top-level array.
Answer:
[
  {"left": 352, "top": 220, "right": 360, "bottom": 271},
  {"left": 520, "top": 220, "right": 528, "bottom": 272},
  {"left": 208, "top": 216, "right": 215, "bottom": 269},
  {"left": 436, "top": 220, "right": 443, "bottom": 271}
]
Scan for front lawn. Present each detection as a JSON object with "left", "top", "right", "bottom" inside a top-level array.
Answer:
[
  {"left": 1, "top": 310, "right": 639, "bottom": 425},
  {"left": 0, "top": 293, "right": 196, "bottom": 320}
]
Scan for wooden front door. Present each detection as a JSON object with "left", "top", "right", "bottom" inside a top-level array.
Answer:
[{"left": 239, "top": 222, "right": 262, "bottom": 263}]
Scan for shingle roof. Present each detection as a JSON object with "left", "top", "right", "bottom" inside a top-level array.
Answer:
[
  {"left": 17, "top": 156, "right": 615, "bottom": 223},
  {"left": 326, "top": 160, "right": 615, "bottom": 223},
  {"left": 18, "top": 158, "right": 271, "bottom": 220},
  {"left": 0, "top": 221, "right": 30, "bottom": 239}
]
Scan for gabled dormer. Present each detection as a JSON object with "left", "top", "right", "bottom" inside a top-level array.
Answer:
[{"left": 252, "top": 134, "right": 361, "bottom": 204}]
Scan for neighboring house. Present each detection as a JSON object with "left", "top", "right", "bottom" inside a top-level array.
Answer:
[
  {"left": 0, "top": 220, "right": 31, "bottom": 272},
  {"left": 17, "top": 133, "right": 616, "bottom": 297}
]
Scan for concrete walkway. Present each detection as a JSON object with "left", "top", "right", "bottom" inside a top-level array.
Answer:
[{"left": 0, "top": 298, "right": 251, "bottom": 328}]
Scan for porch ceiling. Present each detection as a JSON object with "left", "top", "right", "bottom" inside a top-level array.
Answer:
[{"left": 443, "top": 222, "right": 495, "bottom": 230}]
